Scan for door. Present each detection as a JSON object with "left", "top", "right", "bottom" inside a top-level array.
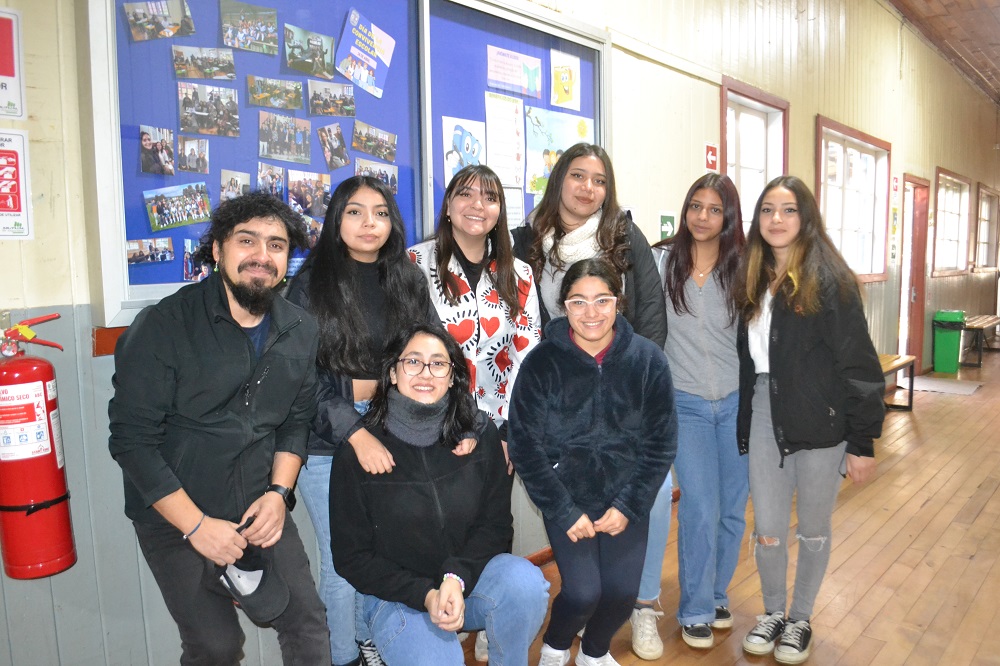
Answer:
[{"left": 899, "top": 174, "right": 929, "bottom": 373}]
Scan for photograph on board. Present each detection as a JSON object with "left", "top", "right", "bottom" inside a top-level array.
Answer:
[
  {"left": 307, "top": 81, "right": 355, "bottom": 117},
  {"left": 177, "top": 136, "right": 209, "bottom": 175},
  {"left": 247, "top": 75, "right": 303, "bottom": 110},
  {"left": 288, "top": 170, "right": 331, "bottom": 220},
  {"left": 355, "top": 157, "right": 397, "bottom": 195},
  {"left": 351, "top": 119, "right": 397, "bottom": 162},
  {"left": 220, "top": 169, "right": 251, "bottom": 201},
  {"left": 143, "top": 182, "right": 210, "bottom": 232},
  {"left": 139, "top": 125, "right": 175, "bottom": 176},
  {"left": 318, "top": 123, "right": 350, "bottom": 171},
  {"left": 258, "top": 111, "right": 311, "bottom": 164},
  {"left": 284, "top": 24, "right": 336, "bottom": 79},
  {"left": 256, "top": 162, "right": 286, "bottom": 199},
  {"left": 220, "top": 0, "right": 279, "bottom": 55},
  {"left": 182, "top": 238, "right": 211, "bottom": 282},
  {"left": 127, "top": 237, "right": 175, "bottom": 264},
  {"left": 124, "top": 1, "right": 194, "bottom": 42},
  {"left": 178, "top": 82, "right": 240, "bottom": 137},
  {"left": 172, "top": 46, "right": 235, "bottom": 80}
]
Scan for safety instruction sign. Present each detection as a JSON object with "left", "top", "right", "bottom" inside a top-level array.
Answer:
[
  {"left": 0, "top": 380, "right": 51, "bottom": 461},
  {"left": 0, "top": 129, "right": 31, "bottom": 239}
]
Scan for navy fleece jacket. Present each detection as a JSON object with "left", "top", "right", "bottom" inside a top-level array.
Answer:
[{"left": 508, "top": 315, "right": 677, "bottom": 533}]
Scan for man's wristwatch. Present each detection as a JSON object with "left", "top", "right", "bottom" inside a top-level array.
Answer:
[{"left": 266, "top": 484, "right": 295, "bottom": 511}]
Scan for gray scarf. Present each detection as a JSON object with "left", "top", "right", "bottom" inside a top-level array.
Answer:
[{"left": 385, "top": 389, "right": 448, "bottom": 448}]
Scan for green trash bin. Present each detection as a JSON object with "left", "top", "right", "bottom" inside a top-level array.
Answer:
[{"left": 933, "top": 309, "right": 965, "bottom": 373}]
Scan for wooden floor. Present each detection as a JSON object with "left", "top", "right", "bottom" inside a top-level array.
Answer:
[{"left": 464, "top": 347, "right": 1000, "bottom": 665}]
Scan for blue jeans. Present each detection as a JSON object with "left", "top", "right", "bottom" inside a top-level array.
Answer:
[
  {"left": 671, "top": 389, "right": 748, "bottom": 626},
  {"left": 748, "top": 374, "right": 846, "bottom": 620},
  {"left": 544, "top": 517, "right": 649, "bottom": 658},
  {"left": 637, "top": 469, "right": 672, "bottom": 602},
  {"left": 298, "top": 399, "right": 371, "bottom": 666},
  {"left": 362, "top": 554, "right": 549, "bottom": 666}
]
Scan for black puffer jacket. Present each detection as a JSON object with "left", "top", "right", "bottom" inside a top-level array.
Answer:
[
  {"left": 330, "top": 420, "right": 512, "bottom": 611},
  {"left": 736, "top": 275, "right": 885, "bottom": 461},
  {"left": 507, "top": 315, "right": 676, "bottom": 532},
  {"left": 109, "top": 272, "right": 318, "bottom": 523}
]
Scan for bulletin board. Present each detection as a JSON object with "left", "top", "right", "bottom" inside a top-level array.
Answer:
[
  {"left": 420, "top": 0, "right": 608, "bottom": 235},
  {"left": 84, "top": 0, "right": 609, "bottom": 327}
]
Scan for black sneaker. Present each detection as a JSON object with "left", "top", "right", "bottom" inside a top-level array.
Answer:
[
  {"left": 774, "top": 619, "right": 812, "bottom": 664},
  {"left": 742, "top": 611, "right": 785, "bottom": 655},
  {"left": 681, "top": 623, "right": 714, "bottom": 649},
  {"left": 710, "top": 606, "right": 733, "bottom": 629},
  {"left": 357, "top": 640, "right": 386, "bottom": 666}
]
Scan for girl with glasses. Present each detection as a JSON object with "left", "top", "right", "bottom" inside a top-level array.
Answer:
[
  {"left": 512, "top": 143, "right": 666, "bottom": 347},
  {"left": 330, "top": 323, "right": 550, "bottom": 666},
  {"left": 509, "top": 258, "right": 677, "bottom": 666}
]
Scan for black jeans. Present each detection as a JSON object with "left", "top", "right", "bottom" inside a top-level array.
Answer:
[
  {"left": 543, "top": 516, "right": 649, "bottom": 658},
  {"left": 134, "top": 513, "right": 331, "bottom": 665}
]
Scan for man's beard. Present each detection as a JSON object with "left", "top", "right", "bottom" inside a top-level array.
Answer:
[{"left": 219, "top": 258, "right": 278, "bottom": 316}]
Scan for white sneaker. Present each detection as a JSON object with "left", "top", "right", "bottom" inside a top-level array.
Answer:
[
  {"left": 538, "top": 642, "right": 571, "bottom": 666},
  {"left": 575, "top": 652, "right": 621, "bottom": 666},
  {"left": 629, "top": 607, "right": 664, "bottom": 659},
  {"left": 475, "top": 630, "right": 489, "bottom": 662}
]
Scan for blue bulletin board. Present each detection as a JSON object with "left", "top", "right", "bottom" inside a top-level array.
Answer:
[
  {"left": 116, "top": 0, "right": 420, "bottom": 287},
  {"left": 422, "top": 0, "right": 607, "bottom": 234},
  {"left": 85, "top": 0, "right": 607, "bottom": 326}
]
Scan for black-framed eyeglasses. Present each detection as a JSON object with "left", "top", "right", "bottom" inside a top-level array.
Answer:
[{"left": 396, "top": 358, "right": 454, "bottom": 377}]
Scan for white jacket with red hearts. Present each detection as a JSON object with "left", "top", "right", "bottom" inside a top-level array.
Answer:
[{"left": 409, "top": 239, "right": 541, "bottom": 437}]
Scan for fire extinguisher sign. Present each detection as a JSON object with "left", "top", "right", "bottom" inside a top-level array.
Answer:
[
  {"left": 0, "top": 128, "right": 31, "bottom": 239},
  {"left": 0, "top": 380, "right": 51, "bottom": 461}
]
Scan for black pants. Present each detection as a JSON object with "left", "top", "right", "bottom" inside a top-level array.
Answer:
[
  {"left": 543, "top": 516, "right": 649, "bottom": 658},
  {"left": 134, "top": 513, "right": 331, "bottom": 666}
]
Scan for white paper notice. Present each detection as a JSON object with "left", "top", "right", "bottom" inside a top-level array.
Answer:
[{"left": 484, "top": 91, "right": 525, "bottom": 188}]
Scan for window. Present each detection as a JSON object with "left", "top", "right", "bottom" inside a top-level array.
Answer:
[
  {"left": 974, "top": 184, "right": 999, "bottom": 271},
  {"left": 721, "top": 78, "right": 787, "bottom": 226},
  {"left": 932, "top": 169, "right": 972, "bottom": 275},
  {"left": 816, "top": 116, "right": 890, "bottom": 279}
]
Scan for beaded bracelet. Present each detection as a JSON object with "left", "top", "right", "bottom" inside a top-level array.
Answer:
[
  {"left": 183, "top": 512, "right": 206, "bottom": 541},
  {"left": 442, "top": 572, "right": 465, "bottom": 592}
]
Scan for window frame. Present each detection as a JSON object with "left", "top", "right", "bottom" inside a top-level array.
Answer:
[
  {"left": 973, "top": 183, "right": 1000, "bottom": 273},
  {"left": 931, "top": 167, "right": 973, "bottom": 277},
  {"left": 720, "top": 76, "right": 788, "bottom": 226},
  {"left": 814, "top": 115, "right": 891, "bottom": 284}
]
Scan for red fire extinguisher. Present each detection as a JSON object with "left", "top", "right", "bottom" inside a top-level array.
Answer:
[{"left": 0, "top": 313, "right": 76, "bottom": 579}]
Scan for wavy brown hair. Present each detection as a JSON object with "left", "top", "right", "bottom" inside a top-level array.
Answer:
[
  {"left": 433, "top": 165, "right": 522, "bottom": 320},
  {"left": 736, "top": 175, "right": 859, "bottom": 323},
  {"left": 528, "top": 143, "right": 631, "bottom": 278}
]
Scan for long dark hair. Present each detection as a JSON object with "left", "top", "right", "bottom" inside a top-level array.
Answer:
[
  {"left": 528, "top": 143, "right": 631, "bottom": 278},
  {"left": 364, "top": 323, "right": 479, "bottom": 449},
  {"left": 298, "top": 175, "right": 427, "bottom": 375},
  {"left": 653, "top": 173, "right": 745, "bottom": 319},
  {"left": 434, "top": 165, "right": 523, "bottom": 320},
  {"left": 736, "top": 175, "right": 858, "bottom": 323}
]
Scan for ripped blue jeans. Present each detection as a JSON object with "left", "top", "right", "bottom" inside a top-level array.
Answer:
[{"left": 748, "top": 374, "right": 847, "bottom": 621}]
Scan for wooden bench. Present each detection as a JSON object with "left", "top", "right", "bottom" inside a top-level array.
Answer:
[
  {"left": 880, "top": 353, "right": 916, "bottom": 411},
  {"left": 961, "top": 314, "right": 1000, "bottom": 368}
]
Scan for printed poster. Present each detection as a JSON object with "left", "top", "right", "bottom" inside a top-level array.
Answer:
[
  {"left": 335, "top": 7, "right": 397, "bottom": 99},
  {"left": 550, "top": 50, "right": 580, "bottom": 111},
  {"left": 487, "top": 45, "right": 541, "bottom": 99},
  {"left": 442, "top": 116, "right": 485, "bottom": 187},
  {"left": 0, "top": 9, "right": 25, "bottom": 119},
  {"left": 484, "top": 91, "right": 525, "bottom": 188},
  {"left": 524, "top": 106, "right": 594, "bottom": 194},
  {"left": 0, "top": 129, "right": 31, "bottom": 239}
]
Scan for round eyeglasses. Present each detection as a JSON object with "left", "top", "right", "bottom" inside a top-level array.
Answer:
[
  {"left": 563, "top": 296, "right": 618, "bottom": 316},
  {"left": 396, "top": 358, "right": 454, "bottom": 377}
]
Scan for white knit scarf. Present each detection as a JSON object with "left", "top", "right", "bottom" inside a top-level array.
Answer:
[{"left": 541, "top": 212, "right": 602, "bottom": 265}]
